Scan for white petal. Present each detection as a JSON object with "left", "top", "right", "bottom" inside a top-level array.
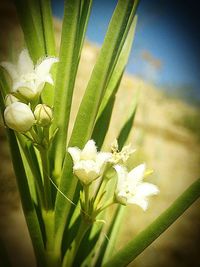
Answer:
[
  {"left": 73, "top": 160, "right": 100, "bottom": 184},
  {"left": 68, "top": 147, "right": 81, "bottom": 163},
  {"left": 114, "top": 165, "right": 128, "bottom": 191},
  {"left": 128, "top": 163, "right": 146, "bottom": 184},
  {"left": 114, "top": 165, "right": 128, "bottom": 180},
  {"left": 128, "top": 197, "right": 149, "bottom": 211},
  {"left": 34, "top": 81, "right": 45, "bottom": 94},
  {"left": 135, "top": 182, "right": 159, "bottom": 197},
  {"left": 12, "top": 81, "right": 38, "bottom": 100},
  {"left": 17, "top": 49, "right": 34, "bottom": 74},
  {"left": 1, "top": 62, "right": 18, "bottom": 80},
  {"left": 35, "top": 57, "right": 58, "bottom": 78},
  {"left": 96, "top": 152, "right": 112, "bottom": 168},
  {"left": 81, "top": 140, "right": 97, "bottom": 160},
  {"left": 38, "top": 74, "right": 54, "bottom": 85},
  {"left": 115, "top": 191, "right": 128, "bottom": 205},
  {"left": 13, "top": 81, "right": 35, "bottom": 92}
]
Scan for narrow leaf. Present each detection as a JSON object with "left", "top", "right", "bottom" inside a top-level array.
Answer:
[
  {"left": 103, "top": 178, "right": 200, "bottom": 267},
  {"left": 97, "top": 16, "right": 137, "bottom": 120},
  {"left": 14, "top": 0, "right": 44, "bottom": 62},
  {"left": 95, "top": 206, "right": 126, "bottom": 266},
  {"left": 117, "top": 92, "right": 138, "bottom": 150},
  {"left": 51, "top": 0, "right": 92, "bottom": 176},
  {"left": 92, "top": 87, "right": 117, "bottom": 149},
  {"left": 7, "top": 130, "right": 46, "bottom": 265},
  {"left": 0, "top": 67, "right": 9, "bottom": 98},
  {"left": 28, "top": 0, "right": 46, "bottom": 52},
  {"left": 69, "top": 0, "right": 139, "bottom": 149},
  {"left": 40, "top": 0, "right": 56, "bottom": 55}
]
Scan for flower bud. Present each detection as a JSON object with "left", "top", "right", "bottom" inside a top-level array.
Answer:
[
  {"left": 34, "top": 104, "right": 53, "bottom": 127},
  {"left": 5, "top": 94, "right": 19, "bottom": 106},
  {"left": 4, "top": 102, "right": 35, "bottom": 132}
]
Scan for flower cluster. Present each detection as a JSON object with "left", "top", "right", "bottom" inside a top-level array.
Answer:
[
  {"left": 1, "top": 49, "right": 58, "bottom": 141},
  {"left": 68, "top": 139, "right": 159, "bottom": 216}
]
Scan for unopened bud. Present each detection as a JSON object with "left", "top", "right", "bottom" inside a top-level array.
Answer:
[
  {"left": 34, "top": 104, "right": 53, "bottom": 127},
  {"left": 5, "top": 94, "right": 19, "bottom": 106},
  {"left": 4, "top": 102, "right": 35, "bottom": 132}
]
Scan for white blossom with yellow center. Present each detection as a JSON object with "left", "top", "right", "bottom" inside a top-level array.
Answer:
[
  {"left": 1, "top": 49, "right": 58, "bottom": 100},
  {"left": 68, "top": 140, "right": 112, "bottom": 185},
  {"left": 114, "top": 164, "right": 159, "bottom": 210}
]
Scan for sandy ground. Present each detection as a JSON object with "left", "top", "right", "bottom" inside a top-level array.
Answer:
[{"left": 0, "top": 2, "right": 200, "bottom": 267}]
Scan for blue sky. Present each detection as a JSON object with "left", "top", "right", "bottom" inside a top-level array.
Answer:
[{"left": 52, "top": 0, "right": 200, "bottom": 103}]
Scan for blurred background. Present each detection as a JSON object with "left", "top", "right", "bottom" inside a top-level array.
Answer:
[{"left": 0, "top": 0, "right": 200, "bottom": 267}]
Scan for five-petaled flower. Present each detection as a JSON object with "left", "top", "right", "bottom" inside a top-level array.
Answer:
[
  {"left": 114, "top": 164, "right": 159, "bottom": 210},
  {"left": 68, "top": 140, "right": 112, "bottom": 185},
  {"left": 1, "top": 49, "right": 58, "bottom": 100}
]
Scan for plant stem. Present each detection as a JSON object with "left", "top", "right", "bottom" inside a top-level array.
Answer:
[
  {"left": 62, "top": 218, "right": 91, "bottom": 267},
  {"left": 40, "top": 147, "right": 52, "bottom": 210},
  {"left": 94, "top": 178, "right": 107, "bottom": 208},
  {"left": 84, "top": 184, "right": 90, "bottom": 212},
  {"left": 43, "top": 210, "right": 61, "bottom": 267}
]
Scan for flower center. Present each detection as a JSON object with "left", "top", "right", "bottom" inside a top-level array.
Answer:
[{"left": 21, "top": 73, "right": 37, "bottom": 83}]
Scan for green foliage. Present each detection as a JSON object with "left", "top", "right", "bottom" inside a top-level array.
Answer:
[{"left": 0, "top": 1, "right": 199, "bottom": 267}]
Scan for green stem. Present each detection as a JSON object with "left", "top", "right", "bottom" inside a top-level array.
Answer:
[
  {"left": 62, "top": 219, "right": 90, "bottom": 267},
  {"left": 97, "top": 199, "right": 114, "bottom": 215},
  {"left": 84, "top": 184, "right": 90, "bottom": 213},
  {"left": 40, "top": 147, "right": 52, "bottom": 210},
  {"left": 103, "top": 178, "right": 200, "bottom": 267},
  {"left": 17, "top": 134, "right": 45, "bottom": 207},
  {"left": 94, "top": 178, "right": 107, "bottom": 208},
  {"left": 43, "top": 210, "right": 61, "bottom": 267}
]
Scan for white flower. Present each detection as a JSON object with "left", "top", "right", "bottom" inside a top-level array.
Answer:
[
  {"left": 114, "top": 164, "right": 159, "bottom": 210},
  {"left": 110, "top": 138, "right": 135, "bottom": 164},
  {"left": 1, "top": 49, "right": 58, "bottom": 100},
  {"left": 34, "top": 104, "right": 53, "bottom": 127},
  {"left": 4, "top": 102, "right": 35, "bottom": 132},
  {"left": 68, "top": 140, "right": 112, "bottom": 185}
]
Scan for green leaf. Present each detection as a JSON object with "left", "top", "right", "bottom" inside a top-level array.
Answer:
[
  {"left": 39, "top": 0, "right": 56, "bottom": 55},
  {"left": 7, "top": 130, "right": 46, "bottom": 266},
  {"left": 95, "top": 206, "right": 126, "bottom": 266},
  {"left": 103, "top": 178, "right": 200, "bottom": 267},
  {"left": 97, "top": 16, "right": 137, "bottom": 121},
  {"left": 92, "top": 90, "right": 116, "bottom": 149},
  {"left": 0, "top": 67, "right": 9, "bottom": 98},
  {"left": 117, "top": 91, "right": 138, "bottom": 150},
  {"left": 28, "top": 0, "right": 46, "bottom": 52},
  {"left": 14, "top": 0, "right": 45, "bottom": 62},
  {"left": 78, "top": 0, "right": 93, "bottom": 56},
  {"left": 69, "top": 0, "right": 139, "bottom": 149},
  {"left": 17, "top": 134, "right": 44, "bottom": 206},
  {"left": 51, "top": 0, "right": 92, "bottom": 177},
  {"left": 92, "top": 16, "right": 137, "bottom": 149}
]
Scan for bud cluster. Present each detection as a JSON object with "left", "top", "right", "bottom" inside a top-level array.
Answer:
[
  {"left": 3, "top": 94, "right": 53, "bottom": 133},
  {"left": 1, "top": 49, "right": 57, "bottom": 146}
]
